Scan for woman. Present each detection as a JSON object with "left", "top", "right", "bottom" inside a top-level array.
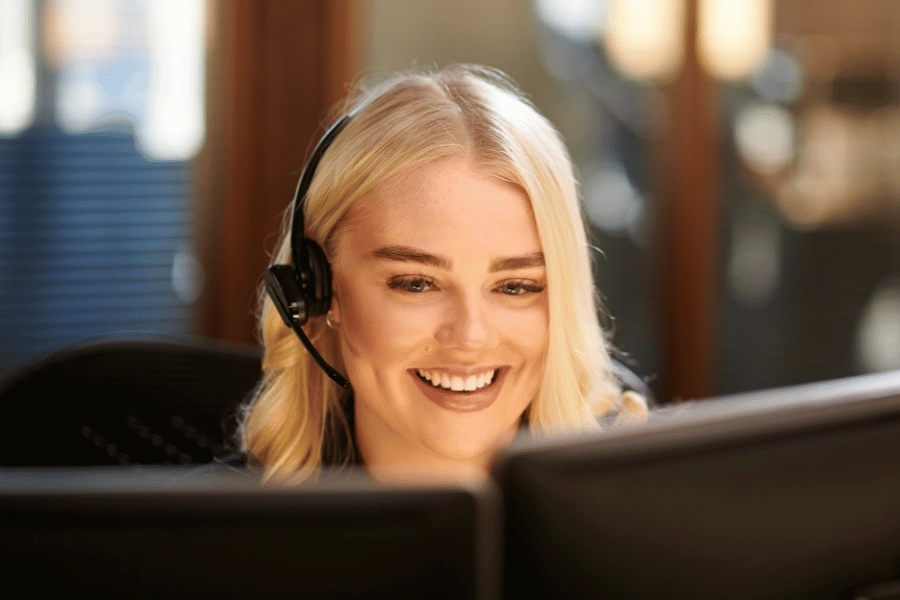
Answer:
[{"left": 238, "top": 65, "right": 647, "bottom": 483}]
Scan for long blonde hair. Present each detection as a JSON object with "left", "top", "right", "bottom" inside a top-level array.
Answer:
[{"left": 239, "top": 65, "right": 645, "bottom": 482}]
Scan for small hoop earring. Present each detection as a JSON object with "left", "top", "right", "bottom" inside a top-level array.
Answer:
[{"left": 325, "top": 310, "right": 338, "bottom": 329}]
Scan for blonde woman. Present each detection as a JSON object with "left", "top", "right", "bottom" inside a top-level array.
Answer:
[{"left": 238, "top": 65, "right": 648, "bottom": 484}]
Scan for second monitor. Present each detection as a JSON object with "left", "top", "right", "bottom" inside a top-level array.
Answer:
[{"left": 495, "top": 370, "right": 900, "bottom": 600}]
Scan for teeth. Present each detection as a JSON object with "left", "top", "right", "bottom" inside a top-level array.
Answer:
[{"left": 416, "top": 368, "right": 498, "bottom": 392}]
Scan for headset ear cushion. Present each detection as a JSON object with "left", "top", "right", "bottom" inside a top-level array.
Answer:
[{"left": 303, "top": 239, "right": 332, "bottom": 318}]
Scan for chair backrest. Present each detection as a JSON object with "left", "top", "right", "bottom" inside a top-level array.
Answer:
[{"left": 0, "top": 336, "right": 262, "bottom": 467}]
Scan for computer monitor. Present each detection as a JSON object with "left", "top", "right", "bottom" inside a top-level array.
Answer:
[
  {"left": 0, "top": 466, "right": 500, "bottom": 600},
  {"left": 494, "top": 370, "right": 900, "bottom": 600}
]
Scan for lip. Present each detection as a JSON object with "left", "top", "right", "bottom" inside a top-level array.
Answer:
[{"left": 408, "top": 366, "right": 509, "bottom": 413}]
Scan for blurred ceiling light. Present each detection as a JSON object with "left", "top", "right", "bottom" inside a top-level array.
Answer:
[
  {"left": 698, "top": 0, "right": 772, "bottom": 80},
  {"left": 776, "top": 105, "right": 881, "bottom": 228},
  {"left": 138, "top": 0, "right": 206, "bottom": 161},
  {"left": 534, "top": 0, "right": 609, "bottom": 42},
  {"left": 47, "top": 0, "right": 119, "bottom": 66},
  {"left": 734, "top": 102, "right": 795, "bottom": 175},
  {"left": 856, "top": 277, "right": 900, "bottom": 373},
  {"left": 583, "top": 161, "right": 644, "bottom": 235},
  {"left": 750, "top": 48, "right": 804, "bottom": 104},
  {"left": 604, "top": 0, "right": 685, "bottom": 82},
  {"left": 0, "top": 0, "right": 36, "bottom": 136},
  {"left": 776, "top": 108, "right": 852, "bottom": 227},
  {"left": 56, "top": 78, "right": 104, "bottom": 132},
  {"left": 171, "top": 247, "right": 204, "bottom": 305},
  {"left": 727, "top": 207, "right": 781, "bottom": 307}
]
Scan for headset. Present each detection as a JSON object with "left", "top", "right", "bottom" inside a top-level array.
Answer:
[{"left": 264, "top": 115, "right": 352, "bottom": 390}]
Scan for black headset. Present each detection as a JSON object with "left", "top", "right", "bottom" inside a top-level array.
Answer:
[{"left": 264, "top": 115, "right": 352, "bottom": 390}]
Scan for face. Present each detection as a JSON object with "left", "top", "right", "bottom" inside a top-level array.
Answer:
[{"left": 329, "top": 155, "right": 549, "bottom": 474}]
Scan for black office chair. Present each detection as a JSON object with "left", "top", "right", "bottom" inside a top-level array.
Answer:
[{"left": 0, "top": 336, "right": 262, "bottom": 467}]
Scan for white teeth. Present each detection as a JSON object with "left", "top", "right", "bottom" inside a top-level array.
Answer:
[{"left": 417, "top": 368, "right": 499, "bottom": 391}]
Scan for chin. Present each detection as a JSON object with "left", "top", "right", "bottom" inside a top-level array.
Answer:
[{"left": 421, "top": 424, "right": 515, "bottom": 465}]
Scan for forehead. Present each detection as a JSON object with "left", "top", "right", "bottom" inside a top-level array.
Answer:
[{"left": 337, "top": 156, "right": 542, "bottom": 259}]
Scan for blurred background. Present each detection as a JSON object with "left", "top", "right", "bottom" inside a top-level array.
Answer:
[{"left": 3, "top": 0, "right": 900, "bottom": 403}]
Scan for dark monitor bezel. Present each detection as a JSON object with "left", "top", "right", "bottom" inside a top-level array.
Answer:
[{"left": 494, "top": 370, "right": 900, "bottom": 600}]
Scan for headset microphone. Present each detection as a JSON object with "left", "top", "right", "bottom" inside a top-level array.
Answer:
[{"left": 264, "top": 116, "right": 352, "bottom": 390}]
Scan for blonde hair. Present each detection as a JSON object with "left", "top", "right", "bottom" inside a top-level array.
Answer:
[{"left": 239, "top": 65, "right": 645, "bottom": 483}]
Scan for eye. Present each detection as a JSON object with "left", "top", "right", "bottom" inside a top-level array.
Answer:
[
  {"left": 496, "top": 280, "right": 545, "bottom": 296},
  {"left": 388, "top": 276, "right": 436, "bottom": 293}
]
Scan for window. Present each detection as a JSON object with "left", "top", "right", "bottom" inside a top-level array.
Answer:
[{"left": 0, "top": 0, "right": 206, "bottom": 376}]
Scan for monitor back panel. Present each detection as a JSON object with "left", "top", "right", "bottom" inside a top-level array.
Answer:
[{"left": 496, "top": 372, "right": 900, "bottom": 600}]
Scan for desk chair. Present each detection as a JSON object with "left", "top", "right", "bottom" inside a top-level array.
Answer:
[{"left": 0, "top": 336, "right": 262, "bottom": 467}]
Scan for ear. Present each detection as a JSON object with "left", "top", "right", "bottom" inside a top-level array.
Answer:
[{"left": 328, "top": 283, "right": 342, "bottom": 326}]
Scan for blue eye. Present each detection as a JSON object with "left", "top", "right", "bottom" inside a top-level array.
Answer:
[
  {"left": 388, "top": 276, "right": 435, "bottom": 293},
  {"left": 497, "top": 280, "right": 545, "bottom": 296}
]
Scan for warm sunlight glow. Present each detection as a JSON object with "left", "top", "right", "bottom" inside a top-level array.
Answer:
[
  {"left": 0, "top": 0, "right": 36, "bottom": 135},
  {"left": 139, "top": 0, "right": 206, "bottom": 161},
  {"left": 604, "top": 0, "right": 685, "bottom": 81},
  {"left": 698, "top": 0, "right": 772, "bottom": 80}
]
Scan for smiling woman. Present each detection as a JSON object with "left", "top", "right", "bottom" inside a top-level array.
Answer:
[
  {"left": 238, "top": 65, "right": 647, "bottom": 483},
  {"left": 332, "top": 156, "right": 550, "bottom": 477}
]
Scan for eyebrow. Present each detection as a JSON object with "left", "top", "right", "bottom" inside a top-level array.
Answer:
[
  {"left": 372, "top": 246, "right": 452, "bottom": 270},
  {"left": 372, "top": 246, "right": 544, "bottom": 273},
  {"left": 489, "top": 252, "right": 544, "bottom": 273}
]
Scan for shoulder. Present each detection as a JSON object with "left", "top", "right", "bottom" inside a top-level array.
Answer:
[
  {"left": 599, "top": 359, "right": 655, "bottom": 427},
  {"left": 608, "top": 358, "right": 655, "bottom": 406}
]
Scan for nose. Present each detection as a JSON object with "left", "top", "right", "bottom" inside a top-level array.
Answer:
[{"left": 435, "top": 290, "right": 500, "bottom": 351}]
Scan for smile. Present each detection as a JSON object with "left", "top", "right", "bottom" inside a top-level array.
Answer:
[
  {"left": 408, "top": 366, "right": 508, "bottom": 413},
  {"left": 415, "top": 368, "right": 498, "bottom": 392}
]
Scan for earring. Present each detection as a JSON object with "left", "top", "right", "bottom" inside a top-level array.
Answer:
[{"left": 325, "top": 310, "right": 338, "bottom": 329}]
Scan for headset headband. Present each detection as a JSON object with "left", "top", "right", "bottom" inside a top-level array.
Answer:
[
  {"left": 290, "top": 114, "right": 352, "bottom": 268},
  {"left": 265, "top": 114, "right": 353, "bottom": 390}
]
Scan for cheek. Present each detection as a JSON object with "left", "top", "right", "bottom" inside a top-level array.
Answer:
[
  {"left": 498, "top": 301, "right": 550, "bottom": 366},
  {"left": 336, "top": 280, "right": 436, "bottom": 363}
]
